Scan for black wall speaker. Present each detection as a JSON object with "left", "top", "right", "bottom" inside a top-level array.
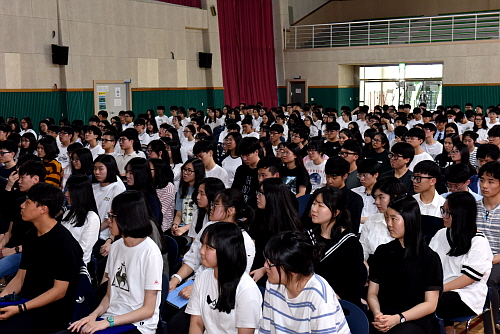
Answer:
[
  {"left": 199, "top": 52, "right": 212, "bottom": 69},
  {"left": 52, "top": 44, "right": 69, "bottom": 65}
]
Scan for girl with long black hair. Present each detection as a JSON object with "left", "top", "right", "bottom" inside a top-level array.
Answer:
[
  {"left": 186, "top": 223, "right": 261, "bottom": 334},
  {"left": 279, "top": 142, "right": 311, "bottom": 197},
  {"left": 431, "top": 192, "right": 492, "bottom": 334},
  {"left": 249, "top": 178, "right": 302, "bottom": 285},
  {"left": 367, "top": 195, "right": 443, "bottom": 334},
  {"left": 149, "top": 158, "right": 176, "bottom": 232},
  {"left": 61, "top": 175, "right": 100, "bottom": 265}
]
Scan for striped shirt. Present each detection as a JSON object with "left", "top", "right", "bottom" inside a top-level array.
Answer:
[
  {"left": 43, "top": 159, "right": 62, "bottom": 187},
  {"left": 476, "top": 199, "right": 500, "bottom": 255},
  {"left": 260, "top": 274, "right": 350, "bottom": 334}
]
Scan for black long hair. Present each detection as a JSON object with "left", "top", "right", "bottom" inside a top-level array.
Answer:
[
  {"left": 125, "top": 157, "right": 156, "bottom": 194},
  {"left": 148, "top": 140, "right": 170, "bottom": 165},
  {"left": 193, "top": 177, "right": 226, "bottom": 234},
  {"left": 149, "top": 158, "right": 174, "bottom": 188},
  {"left": 71, "top": 148, "right": 94, "bottom": 176},
  {"left": 20, "top": 132, "right": 37, "bottom": 156},
  {"left": 253, "top": 178, "right": 302, "bottom": 235},
  {"left": 201, "top": 223, "right": 247, "bottom": 313},
  {"left": 179, "top": 158, "right": 205, "bottom": 199},
  {"left": 213, "top": 188, "right": 254, "bottom": 229},
  {"left": 388, "top": 195, "right": 425, "bottom": 262},
  {"left": 446, "top": 191, "right": 477, "bottom": 257},
  {"left": 63, "top": 175, "right": 98, "bottom": 228}
]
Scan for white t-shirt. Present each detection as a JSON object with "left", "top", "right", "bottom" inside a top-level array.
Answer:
[
  {"left": 420, "top": 141, "right": 443, "bottom": 159},
  {"left": 359, "top": 213, "right": 393, "bottom": 260},
  {"left": 181, "top": 139, "right": 195, "bottom": 162},
  {"left": 260, "top": 274, "right": 350, "bottom": 334},
  {"left": 92, "top": 180, "right": 126, "bottom": 240},
  {"left": 487, "top": 120, "right": 500, "bottom": 129},
  {"left": 305, "top": 160, "right": 326, "bottom": 193},
  {"left": 186, "top": 268, "right": 262, "bottom": 334},
  {"left": 408, "top": 151, "right": 433, "bottom": 171},
  {"left": 57, "top": 146, "right": 70, "bottom": 169},
  {"left": 206, "top": 164, "right": 229, "bottom": 188},
  {"left": 429, "top": 228, "right": 493, "bottom": 314},
  {"left": 61, "top": 210, "right": 100, "bottom": 264},
  {"left": 103, "top": 238, "right": 163, "bottom": 334},
  {"left": 138, "top": 131, "right": 152, "bottom": 148},
  {"left": 458, "top": 121, "right": 474, "bottom": 133},
  {"left": 413, "top": 191, "right": 445, "bottom": 218},
  {"left": 155, "top": 115, "right": 170, "bottom": 127},
  {"left": 241, "top": 132, "right": 260, "bottom": 139},
  {"left": 221, "top": 155, "right": 242, "bottom": 187},
  {"left": 85, "top": 144, "right": 105, "bottom": 161},
  {"left": 351, "top": 186, "right": 378, "bottom": 219},
  {"left": 171, "top": 163, "right": 182, "bottom": 190},
  {"left": 187, "top": 210, "right": 209, "bottom": 239}
]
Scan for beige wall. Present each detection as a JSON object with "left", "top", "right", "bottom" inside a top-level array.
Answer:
[
  {"left": 287, "top": 0, "right": 329, "bottom": 25},
  {"left": 283, "top": 40, "right": 500, "bottom": 86},
  {"left": 0, "top": 0, "right": 222, "bottom": 89},
  {"left": 296, "top": 0, "right": 500, "bottom": 25}
]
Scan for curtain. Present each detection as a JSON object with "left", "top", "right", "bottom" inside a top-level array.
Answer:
[
  {"left": 217, "top": 0, "right": 278, "bottom": 108},
  {"left": 155, "top": 0, "right": 201, "bottom": 8}
]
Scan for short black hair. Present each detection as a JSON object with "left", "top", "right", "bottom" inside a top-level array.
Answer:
[
  {"left": 341, "top": 139, "right": 362, "bottom": 156},
  {"left": 134, "top": 118, "right": 146, "bottom": 126},
  {"left": 325, "top": 156, "right": 349, "bottom": 177},
  {"left": 421, "top": 122, "right": 437, "bottom": 134},
  {"left": 478, "top": 161, "right": 500, "bottom": 181},
  {"left": 357, "top": 159, "right": 382, "bottom": 175},
  {"left": 157, "top": 105, "right": 166, "bottom": 111},
  {"left": 256, "top": 156, "right": 282, "bottom": 175},
  {"left": 307, "top": 139, "right": 324, "bottom": 154},
  {"left": 488, "top": 125, "right": 500, "bottom": 138},
  {"left": 413, "top": 160, "right": 440, "bottom": 179},
  {"left": 270, "top": 124, "right": 284, "bottom": 134},
  {"left": 98, "top": 110, "right": 108, "bottom": 118},
  {"left": 124, "top": 110, "right": 135, "bottom": 119},
  {"left": 37, "top": 136, "right": 60, "bottom": 160},
  {"left": 92, "top": 154, "right": 120, "bottom": 184},
  {"left": 477, "top": 143, "right": 500, "bottom": 160},
  {"left": 391, "top": 142, "right": 415, "bottom": 164},
  {"left": 406, "top": 127, "right": 426, "bottom": 142},
  {"left": 86, "top": 125, "right": 102, "bottom": 140},
  {"left": 462, "top": 130, "right": 478, "bottom": 142},
  {"left": 88, "top": 115, "right": 100, "bottom": 123},
  {"left": 111, "top": 191, "right": 153, "bottom": 238},
  {"left": 18, "top": 160, "right": 47, "bottom": 182},
  {"left": 26, "top": 183, "right": 63, "bottom": 218},
  {"left": 395, "top": 116, "right": 408, "bottom": 125},
  {"left": 238, "top": 137, "right": 260, "bottom": 155},
  {"left": 444, "top": 163, "right": 474, "bottom": 183},
  {"left": 325, "top": 122, "right": 341, "bottom": 131},
  {"left": 60, "top": 126, "right": 75, "bottom": 137},
  {"left": 0, "top": 140, "right": 18, "bottom": 153},
  {"left": 193, "top": 140, "right": 215, "bottom": 155}
]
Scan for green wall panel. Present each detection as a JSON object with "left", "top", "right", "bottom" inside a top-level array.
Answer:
[
  {"left": 132, "top": 89, "right": 224, "bottom": 116},
  {"left": 443, "top": 85, "right": 500, "bottom": 110},
  {"left": 338, "top": 87, "right": 359, "bottom": 111},
  {"left": 66, "top": 91, "right": 94, "bottom": 122},
  {"left": 278, "top": 87, "right": 287, "bottom": 106},
  {"left": 308, "top": 88, "right": 338, "bottom": 111}
]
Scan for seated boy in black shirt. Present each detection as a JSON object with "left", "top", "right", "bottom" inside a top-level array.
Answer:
[{"left": 0, "top": 183, "right": 83, "bottom": 334}]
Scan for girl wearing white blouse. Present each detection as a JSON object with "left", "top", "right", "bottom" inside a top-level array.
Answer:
[{"left": 430, "top": 192, "right": 493, "bottom": 334}]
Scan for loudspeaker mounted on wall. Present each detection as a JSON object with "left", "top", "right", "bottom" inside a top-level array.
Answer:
[
  {"left": 51, "top": 44, "right": 69, "bottom": 65},
  {"left": 199, "top": 52, "right": 212, "bottom": 69},
  {"left": 210, "top": 5, "right": 217, "bottom": 16}
]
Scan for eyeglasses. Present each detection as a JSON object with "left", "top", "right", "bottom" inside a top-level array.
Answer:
[
  {"left": 183, "top": 130, "right": 192, "bottom": 133},
  {"left": 265, "top": 259, "right": 276, "bottom": 268},
  {"left": 210, "top": 202, "right": 226, "bottom": 208},
  {"left": 440, "top": 206, "right": 451, "bottom": 218},
  {"left": 446, "top": 182, "right": 465, "bottom": 191},
  {"left": 339, "top": 151, "right": 357, "bottom": 157},
  {"left": 388, "top": 153, "right": 403, "bottom": 160},
  {"left": 256, "top": 190, "right": 265, "bottom": 197},
  {"left": 450, "top": 150, "right": 460, "bottom": 154},
  {"left": 0, "top": 151, "right": 13, "bottom": 156},
  {"left": 371, "top": 138, "right": 382, "bottom": 143},
  {"left": 182, "top": 168, "right": 194, "bottom": 174},
  {"left": 406, "top": 136, "right": 419, "bottom": 141},
  {"left": 307, "top": 149, "right": 317, "bottom": 153},
  {"left": 411, "top": 175, "right": 434, "bottom": 183},
  {"left": 118, "top": 138, "right": 129, "bottom": 142},
  {"left": 107, "top": 212, "right": 118, "bottom": 220},
  {"left": 58, "top": 132, "right": 68, "bottom": 135},
  {"left": 357, "top": 174, "right": 371, "bottom": 179},
  {"left": 269, "top": 131, "right": 280, "bottom": 135},
  {"left": 146, "top": 149, "right": 153, "bottom": 154},
  {"left": 101, "top": 139, "right": 115, "bottom": 143}
]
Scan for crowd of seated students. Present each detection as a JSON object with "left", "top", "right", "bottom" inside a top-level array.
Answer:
[{"left": 0, "top": 102, "right": 499, "bottom": 333}]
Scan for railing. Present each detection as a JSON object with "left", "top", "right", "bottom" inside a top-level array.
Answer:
[{"left": 285, "top": 12, "right": 500, "bottom": 49}]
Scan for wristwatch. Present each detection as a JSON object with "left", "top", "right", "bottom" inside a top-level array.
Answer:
[
  {"left": 107, "top": 316, "right": 115, "bottom": 327},
  {"left": 398, "top": 313, "right": 406, "bottom": 323},
  {"left": 15, "top": 246, "right": 20, "bottom": 254}
]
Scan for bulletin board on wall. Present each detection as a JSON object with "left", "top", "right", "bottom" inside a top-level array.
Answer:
[{"left": 93, "top": 80, "right": 132, "bottom": 118}]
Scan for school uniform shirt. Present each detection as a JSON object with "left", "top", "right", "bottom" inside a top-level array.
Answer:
[
  {"left": 186, "top": 268, "right": 262, "bottom": 334},
  {"left": 359, "top": 212, "right": 394, "bottom": 261},
  {"left": 408, "top": 151, "right": 433, "bottom": 172},
  {"left": 421, "top": 141, "right": 443, "bottom": 159},
  {"left": 260, "top": 274, "right": 350, "bottom": 334},
  {"left": 434, "top": 130, "right": 445, "bottom": 142},
  {"left": 138, "top": 131, "right": 152, "bottom": 147},
  {"left": 413, "top": 191, "right": 446, "bottom": 218},
  {"left": 85, "top": 144, "right": 105, "bottom": 161},
  {"left": 61, "top": 210, "right": 100, "bottom": 264},
  {"left": 430, "top": 228, "right": 492, "bottom": 314},
  {"left": 221, "top": 155, "right": 243, "bottom": 187},
  {"left": 206, "top": 164, "right": 229, "bottom": 188},
  {"left": 476, "top": 199, "right": 500, "bottom": 256},
  {"left": 57, "top": 145, "right": 70, "bottom": 169},
  {"left": 305, "top": 159, "right": 326, "bottom": 193},
  {"left": 441, "top": 188, "right": 482, "bottom": 201},
  {"left": 103, "top": 237, "right": 163, "bottom": 334},
  {"left": 92, "top": 179, "right": 127, "bottom": 240},
  {"left": 115, "top": 151, "right": 140, "bottom": 175},
  {"left": 155, "top": 115, "right": 170, "bottom": 127},
  {"left": 351, "top": 186, "right": 378, "bottom": 219},
  {"left": 477, "top": 128, "right": 488, "bottom": 142}
]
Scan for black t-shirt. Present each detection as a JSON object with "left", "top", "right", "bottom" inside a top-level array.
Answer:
[
  {"left": 280, "top": 165, "right": 312, "bottom": 195},
  {"left": 368, "top": 239, "right": 443, "bottom": 328},
  {"left": 312, "top": 230, "right": 366, "bottom": 307},
  {"left": 19, "top": 223, "right": 83, "bottom": 317},
  {"left": 323, "top": 140, "right": 341, "bottom": 158},
  {"left": 341, "top": 187, "right": 363, "bottom": 233},
  {"left": 232, "top": 164, "right": 259, "bottom": 207},
  {"left": 366, "top": 150, "right": 393, "bottom": 174},
  {"left": 381, "top": 169, "right": 415, "bottom": 195},
  {"left": 4, "top": 194, "right": 34, "bottom": 248}
]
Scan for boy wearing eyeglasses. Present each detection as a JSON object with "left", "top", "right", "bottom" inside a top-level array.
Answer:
[
  {"left": 405, "top": 128, "right": 433, "bottom": 171},
  {"left": 57, "top": 126, "right": 74, "bottom": 169},
  {"left": 381, "top": 142, "right": 415, "bottom": 195}
]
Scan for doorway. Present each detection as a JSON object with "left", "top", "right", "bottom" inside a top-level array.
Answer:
[{"left": 287, "top": 79, "right": 308, "bottom": 106}]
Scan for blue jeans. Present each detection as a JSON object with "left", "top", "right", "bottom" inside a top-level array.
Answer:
[{"left": 0, "top": 253, "right": 22, "bottom": 278}]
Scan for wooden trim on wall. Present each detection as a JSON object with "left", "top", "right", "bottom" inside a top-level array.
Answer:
[
  {"left": 0, "top": 88, "right": 93, "bottom": 92},
  {"left": 132, "top": 87, "right": 224, "bottom": 91}
]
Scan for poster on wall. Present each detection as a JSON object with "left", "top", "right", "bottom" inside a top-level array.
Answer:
[{"left": 97, "top": 86, "right": 109, "bottom": 92}]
